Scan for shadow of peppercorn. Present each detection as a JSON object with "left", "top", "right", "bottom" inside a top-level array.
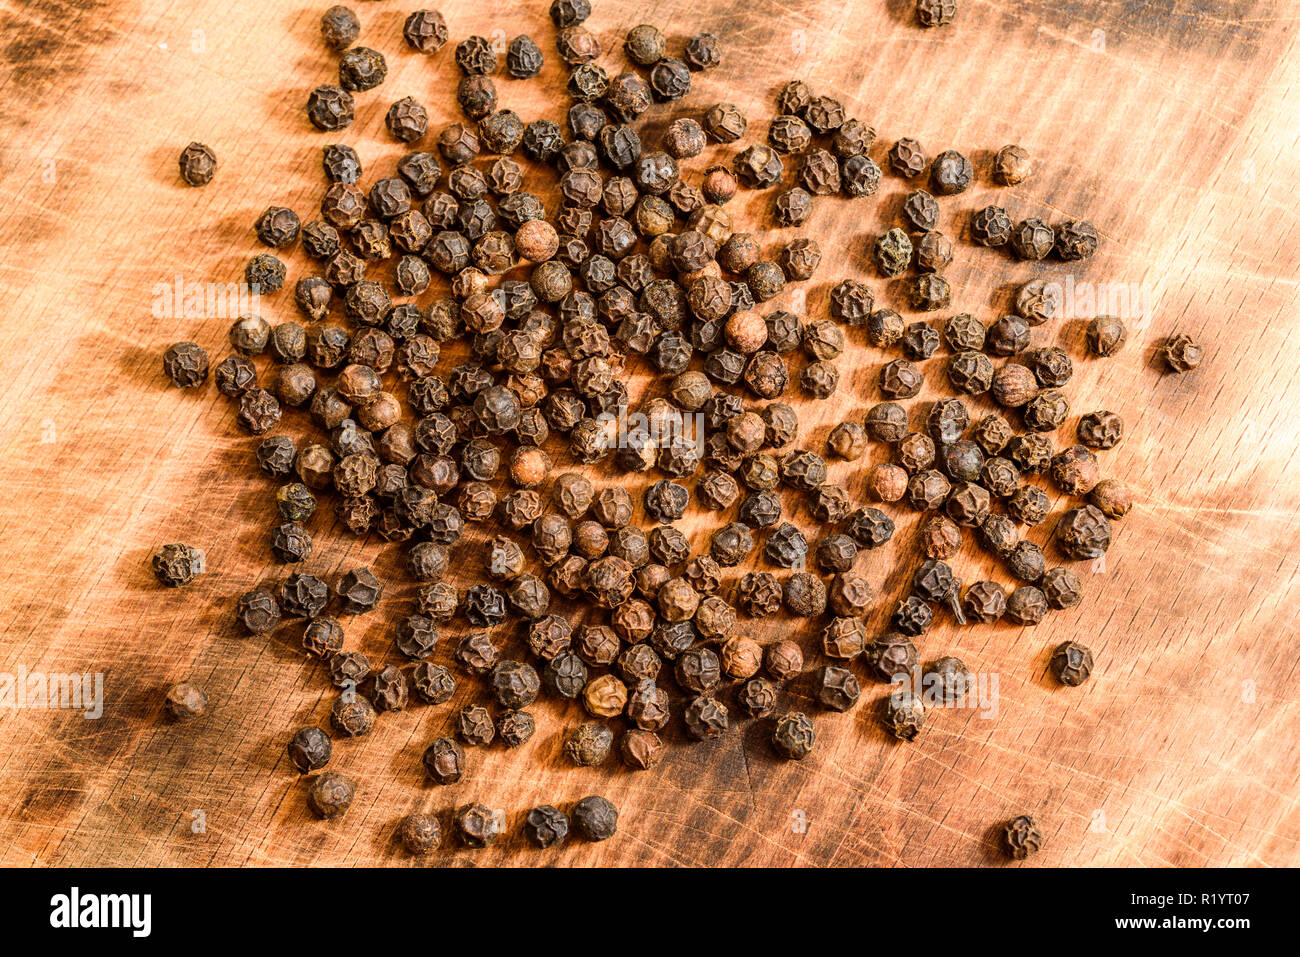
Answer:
[
  {"left": 1059, "top": 317, "right": 1088, "bottom": 351},
  {"left": 978, "top": 819, "right": 1014, "bottom": 865},
  {"left": 967, "top": 148, "right": 1000, "bottom": 188},
  {"left": 782, "top": 667, "right": 819, "bottom": 712},
  {"left": 882, "top": 0, "right": 921, "bottom": 26},
  {"left": 1148, "top": 336, "right": 1176, "bottom": 374},
  {"left": 862, "top": 692, "right": 899, "bottom": 743},
  {"left": 1029, "top": 641, "right": 1061, "bottom": 692},
  {"left": 151, "top": 143, "right": 195, "bottom": 190},
  {"left": 882, "top": 275, "right": 911, "bottom": 310},
  {"left": 990, "top": 280, "right": 1022, "bottom": 317},
  {"left": 739, "top": 715, "right": 783, "bottom": 769}
]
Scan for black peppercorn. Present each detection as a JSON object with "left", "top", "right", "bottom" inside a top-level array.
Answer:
[
  {"left": 454, "top": 803, "right": 501, "bottom": 847},
  {"left": 287, "top": 726, "right": 331, "bottom": 773},
  {"left": 683, "top": 695, "right": 729, "bottom": 740},
  {"left": 1042, "top": 567, "right": 1082, "bottom": 608},
  {"left": 178, "top": 142, "right": 217, "bottom": 186},
  {"left": 307, "top": 85, "right": 355, "bottom": 131},
  {"left": 412, "top": 661, "right": 455, "bottom": 704},
  {"left": 564, "top": 721, "right": 613, "bottom": 765},
  {"left": 784, "top": 571, "right": 827, "bottom": 617},
  {"left": 1010, "top": 218, "right": 1055, "bottom": 260},
  {"left": 307, "top": 772, "right": 354, "bottom": 819},
  {"left": 491, "top": 660, "right": 541, "bottom": 710},
  {"left": 162, "top": 342, "right": 209, "bottom": 388},
  {"left": 817, "top": 665, "right": 861, "bottom": 712},
  {"left": 1055, "top": 505, "right": 1112, "bottom": 559},
  {"left": 1162, "top": 333, "right": 1203, "bottom": 372},
  {"left": 891, "top": 596, "right": 933, "bottom": 636},
  {"left": 847, "top": 506, "right": 896, "bottom": 548},
  {"left": 971, "top": 205, "right": 1012, "bottom": 246},
  {"left": 152, "top": 543, "right": 204, "bottom": 586},
  {"left": 879, "top": 359, "right": 923, "bottom": 399},
  {"left": 865, "top": 633, "right": 918, "bottom": 682},
  {"left": 772, "top": 711, "right": 816, "bottom": 759},
  {"left": 1004, "top": 814, "right": 1043, "bottom": 859},
  {"left": 525, "top": 805, "right": 569, "bottom": 848},
  {"left": 572, "top": 795, "right": 618, "bottom": 841},
  {"left": 497, "top": 710, "right": 536, "bottom": 747},
  {"left": 398, "top": 812, "right": 442, "bottom": 855},
  {"left": 925, "top": 656, "right": 971, "bottom": 703},
  {"left": 1051, "top": 641, "right": 1094, "bottom": 685},
  {"left": 883, "top": 691, "right": 925, "bottom": 741},
  {"left": 302, "top": 616, "right": 343, "bottom": 658},
  {"left": 1087, "top": 316, "right": 1127, "bottom": 356},
  {"left": 330, "top": 694, "right": 375, "bottom": 737},
  {"left": 931, "top": 149, "right": 972, "bottom": 194}
]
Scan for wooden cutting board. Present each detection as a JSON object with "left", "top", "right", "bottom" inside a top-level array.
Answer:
[{"left": 0, "top": 0, "right": 1296, "bottom": 867}]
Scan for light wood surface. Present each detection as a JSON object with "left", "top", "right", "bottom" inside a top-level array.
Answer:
[{"left": 0, "top": 0, "right": 1297, "bottom": 867}]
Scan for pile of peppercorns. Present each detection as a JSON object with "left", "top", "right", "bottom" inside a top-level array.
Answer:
[{"left": 159, "top": 0, "right": 1203, "bottom": 860}]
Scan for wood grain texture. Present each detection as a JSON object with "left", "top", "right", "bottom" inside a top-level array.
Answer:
[{"left": 0, "top": 0, "right": 1297, "bottom": 867}]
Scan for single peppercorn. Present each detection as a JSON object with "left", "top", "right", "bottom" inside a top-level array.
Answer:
[
  {"left": 865, "top": 633, "right": 918, "bottom": 682},
  {"left": 403, "top": 9, "right": 447, "bottom": 53},
  {"left": 1007, "top": 540, "right": 1047, "bottom": 582},
  {"left": 683, "top": 694, "right": 729, "bottom": 739},
  {"left": 773, "top": 711, "right": 817, "bottom": 759},
  {"left": 931, "top": 149, "right": 972, "bottom": 194},
  {"left": 963, "top": 580, "right": 1007, "bottom": 623},
  {"left": 1055, "top": 220, "right": 1099, "bottom": 261},
  {"left": 1086, "top": 316, "right": 1127, "bottom": 356},
  {"left": 1004, "top": 814, "right": 1043, "bottom": 859},
  {"left": 1055, "top": 505, "right": 1112, "bottom": 559},
  {"left": 916, "top": 0, "right": 957, "bottom": 27},
  {"left": 1006, "top": 585, "right": 1049, "bottom": 625},
  {"left": 454, "top": 803, "right": 501, "bottom": 848},
  {"left": 1008, "top": 485, "right": 1051, "bottom": 525},
  {"left": 784, "top": 571, "right": 827, "bottom": 617},
  {"left": 875, "top": 228, "right": 913, "bottom": 277},
  {"left": 287, "top": 726, "right": 331, "bottom": 773},
  {"left": 524, "top": 805, "right": 569, "bottom": 848},
  {"left": 162, "top": 342, "right": 209, "bottom": 388},
  {"left": 177, "top": 141, "right": 217, "bottom": 186},
  {"left": 1051, "top": 641, "right": 1094, "bottom": 685},
  {"left": 572, "top": 795, "right": 618, "bottom": 841},
  {"left": 1090, "top": 478, "right": 1133, "bottom": 519},
  {"left": 891, "top": 596, "right": 933, "bottom": 637},
  {"left": 925, "top": 656, "right": 971, "bottom": 704},
  {"left": 1162, "top": 333, "right": 1203, "bottom": 372},
  {"left": 994, "top": 145, "right": 1032, "bottom": 185},
  {"left": 164, "top": 682, "right": 207, "bottom": 721},
  {"left": 1042, "top": 567, "right": 1083, "bottom": 608},
  {"left": 980, "top": 513, "right": 1019, "bottom": 556},
  {"left": 152, "top": 543, "right": 204, "bottom": 587},
  {"left": 307, "top": 772, "right": 355, "bottom": 819},
  {"left": 398, "top": 812, "right": 442, "bottom": 855},
  {"left": 972, "top": 205, "right": 1012, "bottom": 246},
  {"left": 920, "top": 514, "right": 962, "bottom": 559},
  {"left": 307, "top": 85, "right": 355, "bottom": 131},
  {"left": 302, "top": 616, "right": 344, "bottom": 658},
  {"left": 1010, "top": 218, "right": 1055, "bottom": 260},
  {"left": 817, "top": 665, "right": 861, "bottom": 712},
  {"left": 883, "top": 691, "right": 925, "bottom": 741},
  {"left": 564, "top": 722, "right": 614, "bottom": 766},
  {"left": 888, "top": 137, "right": 927, "bottom": 177},
  {"left": 330, "top": 694, "right": 375, "bottom": 737}
]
